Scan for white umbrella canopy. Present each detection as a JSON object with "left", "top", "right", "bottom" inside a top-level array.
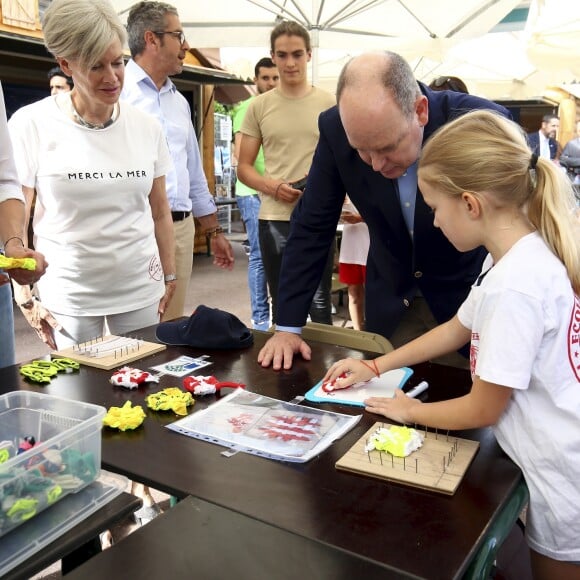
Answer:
[
  {"left": 111, "top": 0, "right": 521, "bottom": 84},
  {"left": 113, "top": 0, "right": 522, "bottom": 48},
  {"left": 525, "top": 0, "right": 580, "bottom": 78},
  {"left": 220, "top": 31, "right": 561, "bottom": 101},
  {"left": 410, "top": 31, "right": 569, "bottom": 100},
  {"left": 410, "top": 0, "right": 580, "bottom": 101},
  {"left": 111, "top": 0, "right": 579, "bottom": 100}
]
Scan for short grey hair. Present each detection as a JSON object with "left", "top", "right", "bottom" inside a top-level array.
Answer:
[
  {"left": 126, "top": 1, "right": 179, "bottom": 58},
  {"left": 42, "top": 0, "right": 127, "bottom": 70},
  {"left": 336, "top": 51, "right": 421, "bottom": 119}
]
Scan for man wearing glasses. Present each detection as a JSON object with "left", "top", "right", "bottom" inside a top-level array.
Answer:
[
  {"left": 258, "top": 52, "right": 510, "bottom": 371},
  {"left": 122, "top": 1, "right": 234, "bottom": 324}
]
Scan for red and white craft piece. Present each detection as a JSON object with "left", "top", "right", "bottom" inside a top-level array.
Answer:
[
  {"left": 110, "top": 366, "right": 160, "bottom": 389},
  {"left": 182, "top": 375, "right": 245, "bottom": 395},
  {"left": 321, "top": 372, "right": 350, "bottom": 393}
]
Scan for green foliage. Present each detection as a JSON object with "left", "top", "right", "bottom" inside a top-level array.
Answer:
[{"left": 214, "top": 102, "right": 234, "bottom": 118}]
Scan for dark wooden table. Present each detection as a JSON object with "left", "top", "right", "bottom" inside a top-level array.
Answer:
[
  {"left": 1, "top": 329, "right": 523, "bottom": 580},
  {"left": 66, "top": 495, "right": 419, "bottom": 580}
]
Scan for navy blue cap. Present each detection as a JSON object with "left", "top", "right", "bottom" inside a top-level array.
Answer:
[{"left": 155, "top": 305, "right": 254, "bottom": 350}]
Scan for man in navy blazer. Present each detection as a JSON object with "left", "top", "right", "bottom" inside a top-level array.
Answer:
[
  {"left": 257, "top": 52, "right": 510, "bottom": 370},
  {"left": 527, "top": 114, "right": 560, "bottom": 160}
]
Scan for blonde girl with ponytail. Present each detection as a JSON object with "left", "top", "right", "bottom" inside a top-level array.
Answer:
[{"left": 323, "top": 110, "right": 580, "bottom": 580}]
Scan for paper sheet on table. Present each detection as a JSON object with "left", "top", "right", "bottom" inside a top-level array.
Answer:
[
  {"left": 305, "top": 367, "right": 413, "bottom": 407},
  {"left": 167, "top": 389, "right": 361, "bottom": 463}
]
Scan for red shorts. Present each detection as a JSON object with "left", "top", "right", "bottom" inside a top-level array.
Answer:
[{"left": 338, "top": 263, "right": 366, "bottom": 285}]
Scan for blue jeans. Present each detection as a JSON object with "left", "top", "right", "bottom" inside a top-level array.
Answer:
[
  {"left": 236, "top": 195, "right": 269, "bottom": 329},
  {"left": 0, "top": 279, "right": 15, "bottom": 368}
]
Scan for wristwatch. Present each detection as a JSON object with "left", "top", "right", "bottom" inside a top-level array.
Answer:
[
  {"left": 164, "top": 274, "right": 177, "bottom": 283},
  {"left": 205, "top": 226, "right": 224, "bottom": 238}
]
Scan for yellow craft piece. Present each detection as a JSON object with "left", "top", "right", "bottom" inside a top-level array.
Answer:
[
  {"left": 7, "top": 498, "right": 38, "bottom": 521},
  {"left": 366, "top": 425, "right": 423, "bottom": 458},
  {"left": 47, "top": 485, "right": 63, "bottom": 505},
  {"left": 103, "top": 400, "right": 146, "bottom": 431},
  {"left": 0, "top": 255, "right": 36, "bottom": 271},
  {"left": 146, "top": 387, "right": 194, "bottom": 416},
  {"left": 20, "top": 360, "right": 59, "bottom": 383}
]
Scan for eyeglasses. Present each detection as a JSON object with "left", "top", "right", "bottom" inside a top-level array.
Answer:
[{"left": 155, "top": 30, "right": 186, "bottom": 45}]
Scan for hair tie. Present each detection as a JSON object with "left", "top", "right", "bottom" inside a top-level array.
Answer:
[{"left": 529, "top": 153, "right": 538, "bottom": 170}]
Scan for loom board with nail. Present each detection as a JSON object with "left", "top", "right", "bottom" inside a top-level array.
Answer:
[
  {"left": 336, "top": 422, "right": 480, "bottom": 495},
  {"left": 52, "top": 335, "right": 166, "bottom": 370}
]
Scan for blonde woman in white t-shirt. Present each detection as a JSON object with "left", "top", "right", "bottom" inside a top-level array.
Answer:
[
  {"left": 10, "top": 0, "right": 176, "bottom": 351},
  {"left": 8, "top": 0, "right": 178, "bottom": 531},
  {"left": 324, "top": 110, "right": 580, "bottom": 579}
]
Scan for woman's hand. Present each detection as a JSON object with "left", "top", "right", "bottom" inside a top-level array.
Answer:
[
  {"left": 18, "top": 299, "right": 61, "bottom": 350},
  {"left": 322, "top": 357, "right": 377, "bottom": 390},
  {"left": 364, "top": 389, "right": 422, "bottom": 424},
  {"left": 158, "top": 280, "right": 176, "bottom": 317}
]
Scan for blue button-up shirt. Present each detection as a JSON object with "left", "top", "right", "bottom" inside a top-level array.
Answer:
[
  {"left": 396, "top": 161, "right": 418, "bottom": 238},
  {"left": 121, "top": 59, "right": 216, "bottom": 216}
]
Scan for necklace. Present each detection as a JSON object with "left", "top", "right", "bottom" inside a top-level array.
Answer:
[{"left": 64, "top": 93, "right": 119, "bottom": 130}]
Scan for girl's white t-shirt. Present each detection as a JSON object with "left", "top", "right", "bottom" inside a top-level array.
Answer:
[
  {"left": 458, "top": 232, "right": 580, "bottom": 561},
  {"left": 9, "top": 95, "right": 172, "bottom": 316}
]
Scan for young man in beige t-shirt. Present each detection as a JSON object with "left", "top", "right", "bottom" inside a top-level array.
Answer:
[{"left": 237, "top": 20, "right": 335, "bottom": 325}]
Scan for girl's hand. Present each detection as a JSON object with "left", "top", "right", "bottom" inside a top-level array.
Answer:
[
  {"left": 340, "top": 211, "right": 363, "bottom": 224},
  {"left": 323, "top": 358, "right": 376, "bottom": 391},
  {"left": 365, "top": 389, "right": 421, "bottom": 424}
]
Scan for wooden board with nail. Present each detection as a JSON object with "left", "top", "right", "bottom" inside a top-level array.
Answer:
[
  {"left": 52, "top": 335, "right": 166, "bottom": 370},
  {"left": 336, "top": 422, "right": 479, "bottom": 495}
]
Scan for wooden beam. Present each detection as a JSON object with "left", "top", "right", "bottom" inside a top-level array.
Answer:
[{"left": 194, "top": 84, "right": 217, "bottom": 255}]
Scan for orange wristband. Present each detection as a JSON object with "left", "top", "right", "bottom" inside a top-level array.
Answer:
[{"left": 360, "top": 359, "right": 380, "bottom": 378}]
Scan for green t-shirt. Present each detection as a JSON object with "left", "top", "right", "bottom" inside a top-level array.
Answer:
[{"left": 233, "top": 97, "right": 264, "bottom": 197}]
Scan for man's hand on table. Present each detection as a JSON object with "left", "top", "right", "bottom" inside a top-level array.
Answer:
[{"left": 257, "top": 331, "right": 311, "bottom": 370}]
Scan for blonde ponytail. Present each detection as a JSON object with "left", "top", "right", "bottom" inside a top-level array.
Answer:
[
  {"left": 527, "top": 158, "right": 580, "bottom": 293},
  {"left": 419, "top": 110, "right": 580, "bottom": 294}
]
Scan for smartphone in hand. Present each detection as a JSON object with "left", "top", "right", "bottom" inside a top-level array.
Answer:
[{"left": 289, "top": 176, "right": 308, "bottom": 192}]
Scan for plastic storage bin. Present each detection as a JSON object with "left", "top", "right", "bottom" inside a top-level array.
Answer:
[
  {"left": 0, "top": 391, "right": 106, "bottom": 537},
  {"left": 0, "top": 472, "right": 127, "bottom": 578}
]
